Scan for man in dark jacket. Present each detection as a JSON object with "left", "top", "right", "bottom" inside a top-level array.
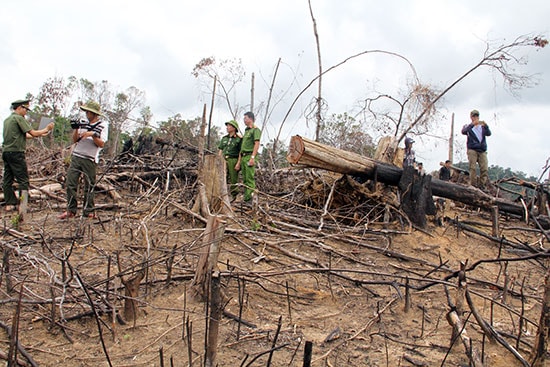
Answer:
[{"left": 461, "top": 109, "right": 491, "bottom": 188}]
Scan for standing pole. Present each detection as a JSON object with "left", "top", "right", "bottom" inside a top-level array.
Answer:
[
  {"left": 207, "top": 75, "right": 217, "bottom": 151},
  {"left": 449, "top": 112, "right": 455, "bottom": 162},
  {"left": 250, "top": 72, "right": 255, "bottom": 114}
]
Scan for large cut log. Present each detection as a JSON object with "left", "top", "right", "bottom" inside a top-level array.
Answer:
[{"left": 287, "top": 135, "right": 524, "bottom": 217}]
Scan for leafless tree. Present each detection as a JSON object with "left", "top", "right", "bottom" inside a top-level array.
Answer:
[{"left": 192, "top": 57, "right": 246, "bottom": 120}]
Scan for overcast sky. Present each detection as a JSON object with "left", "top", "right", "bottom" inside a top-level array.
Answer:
[{"left": 1, "top": 0, "right": 549, "bottom": 177}]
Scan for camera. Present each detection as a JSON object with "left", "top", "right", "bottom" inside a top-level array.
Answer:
[{"left": 70, "top": 119, "right": 89, "bottom": 130}]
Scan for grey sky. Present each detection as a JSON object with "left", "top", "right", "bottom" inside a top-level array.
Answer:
[{"left": 1, "top": 0, "right": 548, "bottom": 176}]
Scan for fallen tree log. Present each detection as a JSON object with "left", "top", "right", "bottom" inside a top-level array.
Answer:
[{"left": 287, "top": 135, "right": 525, "bottom": 217}]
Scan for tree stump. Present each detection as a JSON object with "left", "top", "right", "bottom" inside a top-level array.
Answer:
[
  {"left": 122, "top": 270, "right": 145, "bottom": 322},
  {"left": 189, "top": 214, "right": 226, "bottom": 302},
  {"left": 398, "top": 166, "right": 436, "bottom": 228},
  {"left": 192, "top": 154, "right": 232, "bottom": 217},
  {"left": 373, "top": 136, "right": 403, "bottom": 167}
]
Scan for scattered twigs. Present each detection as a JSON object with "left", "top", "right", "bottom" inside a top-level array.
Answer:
[
  {"left": 465, "top": 287, "right": 530, "bottom": 366},
  {"left": 0, "top": 318, "right": 38, "bottom": 367},
  {"left": 449, "top": 217, "right": 542, "bottom": 253},
  {"left": 318, "top": 179, "right": 337, "bottom": 231},
  {"left": 445, "top": 309, "right": 482, "bottom": 366},
  {"left": 266, "top": 315, "right": 283, "bottom": 366},
  {"left": 313, "top": 296, "right": 399, "bottom": 363},
  {"left": 69, "top": 263, "right": 113, "bottom": 367}
]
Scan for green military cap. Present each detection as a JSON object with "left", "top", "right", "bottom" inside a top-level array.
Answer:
[
  {"left": 225, "top": 120, "right": 239, "bottom": 130},
  {"left": 470, "top": 109, "right": 480, "bottom": 116},
  {"left": 11, "top": 99, "right": 31, "bottom": 109},
  {"left": 80, "top": 100, "right": 102, "bottom": 115}
]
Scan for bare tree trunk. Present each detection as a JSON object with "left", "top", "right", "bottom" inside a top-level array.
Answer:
[
  {"left": 449, "top": 112, "right": 455, "bottom": 162},
  {"left": 207, "top": 76, "right": 217, "bottom": 151},
  {"left": 250, "top": 72, "right": 255, "bottom": 114},
  {"left": 205, "top": 272, "right": 222, "bottom": 367},
  {"left": 192, "top": 155, "right": 232, "bottom": 217},
  {"left": 189, "top": 215, "right": 226, "bottom": 302},
  {"left": 263, "top": 58, "right": 282, "bottom": 171},
  {"left": 198, "top": 104, "right": 207, "bottom": 171},
  {"left": 308, "top": 0, "right": 323, "bottom": 142}
]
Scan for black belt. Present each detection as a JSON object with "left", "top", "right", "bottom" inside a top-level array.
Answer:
[
  {"left": 224, "top": 155, "right": 239, "bottom": 159},
  {"left": 241, "top": 152, "right": 253, "bottom": 155}
]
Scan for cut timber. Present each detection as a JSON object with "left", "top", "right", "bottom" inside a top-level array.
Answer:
[{"left": 287, "top": 135, "right": 525, "bottom": 217}]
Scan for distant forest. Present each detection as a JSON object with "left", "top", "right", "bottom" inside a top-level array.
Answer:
[{"left": 454, "top": 162, "right": 539, "bottom": 183}]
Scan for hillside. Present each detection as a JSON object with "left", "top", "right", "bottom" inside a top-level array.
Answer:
[{"left": 0, "top": 147, "right": 548, "bottom": 367}]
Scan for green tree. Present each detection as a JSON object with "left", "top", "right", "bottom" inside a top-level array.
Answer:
[
  {"left": 260, "top": 139, "right": 288, "bottom": 170},
  {"left": 319, "top": 113, "right": 375, "bottom": 157},
  {"left": 157, "top": 114, "right": 221, "bottom": 152}
]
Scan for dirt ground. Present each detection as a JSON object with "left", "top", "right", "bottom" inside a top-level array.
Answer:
[{"left": 1, "top": 170, "right": 548, "bottom": 367}]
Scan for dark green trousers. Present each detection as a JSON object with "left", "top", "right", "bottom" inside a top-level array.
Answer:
[
  {"left": 2, "top": 151, "right": 29, "bottom": 206},
  {"left": 66, "top": 155, "right": 97, "bottom": 216},
  {"left": 225, "top": 157, "right": 240, "bottom": 199},
  {"left": 240, "top": 154, "right": 256, "bottom": 202}
]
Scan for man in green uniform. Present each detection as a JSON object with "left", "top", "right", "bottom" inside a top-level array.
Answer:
[
  {"left": 218, "top": 120, "right": 242, "bottom": 201},
  {"left": 2, "top": 99, "right": 54, "bottom": 213},
  {"left": 239, "top": 111, "right": 261, "bottom": 203}
]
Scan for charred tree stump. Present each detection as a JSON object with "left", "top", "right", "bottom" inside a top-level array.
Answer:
[{"left": 398, "top": 167, "right": 436, "bottom": 227}]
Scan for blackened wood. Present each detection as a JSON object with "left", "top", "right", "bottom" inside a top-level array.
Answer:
[
  {"left": 398, "top": 166, "right": 436, "bottom": 227},
  {"left": 303, "top": 341, "right": 313, "bottom": 367}
]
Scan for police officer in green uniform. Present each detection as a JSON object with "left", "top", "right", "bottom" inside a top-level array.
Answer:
[
  {"left": 217, "top": 120, "right": 242, "bottom": 201},
  {"left": 2, "top": 99, "right": 54, "bottom": 212},
  {"left": 239, "top": 112, "right": 261, "bottom": 203}
]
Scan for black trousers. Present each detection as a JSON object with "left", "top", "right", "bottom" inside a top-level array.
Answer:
[{"left": 2, "top": 151, "right": 29, "bottom": 206}]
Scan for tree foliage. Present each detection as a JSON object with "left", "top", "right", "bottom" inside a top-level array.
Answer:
[
  {"left": 455, "top": 162, "right": 538, "bottom": 183},
  {"left": 259, "top": 139, "right": 288, "bottom": 170},
  {"left": 156, "top": 114, "right": 221, "bottom": 152},
  {"left": 319, "top": 113, "right": 375, "bottom": 157},
  {"left": 29, "top": 76, "right": 148, "bottom": 157}
]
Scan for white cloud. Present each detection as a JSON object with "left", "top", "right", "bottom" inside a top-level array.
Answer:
[{"left": 1, "top": 0, "right": 548, "bottom": 176}]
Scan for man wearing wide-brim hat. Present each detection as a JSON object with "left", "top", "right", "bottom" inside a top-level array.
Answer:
[
  {"left": 2, "top": 99, "right": 54, "bottom": 215},
  {"left": 218, "top": 120, "right": 242, "bottom": 201},
  {"left": 59, "top": 100, "right": 109, "bottom": 219}
]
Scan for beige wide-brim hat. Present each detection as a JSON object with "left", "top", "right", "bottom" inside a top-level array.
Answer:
[{"left": 80, "top": 101, "right": 102, "bottom": 115}]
